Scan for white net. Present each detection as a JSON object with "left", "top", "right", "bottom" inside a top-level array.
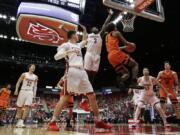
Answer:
[{"left": 121, "top": 13, "right": 136, "bottom": 32}]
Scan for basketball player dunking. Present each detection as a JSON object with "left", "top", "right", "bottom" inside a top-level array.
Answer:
[
  {"left": 157, "top": 61, "right": 180, "bottom": 120},
  {"left": 133, "top": 68, "right": 170, "bottom": 127},
  {"left": 48, "top": 27, "right": 112, "bottom": 131},
  {"left": 105, "top": 23, "right": 143, "bottom": 89},
  {"left": 14, "top": 64, "right": 38, "bottom": 128}
]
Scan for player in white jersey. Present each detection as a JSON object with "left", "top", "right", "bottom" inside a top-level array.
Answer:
[
  {"left": 14, "top": 64, "right": 38, "bottom": 128},
  {"left": 84, "top": 29, "right": 102, "bottom": 83},
  {"left": 133, "top": 68, "right": 170, "bottom": 127},
  {"left": 48, "top": 27, "right": 112, "bottom": 131},
  {"left": 85, "top": 10, "right": 113, "bottom": 83}
]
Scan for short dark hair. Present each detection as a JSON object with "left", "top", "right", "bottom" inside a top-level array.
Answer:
[
  {"left": 27, "top": 64, "right": 35, "bottom": 70},
  {"left": 143, "top": 67, "right": 149, "bottom": 71},
  {"left": 67, "top": 30, "right": 76, "bottom": 39},
  {"left": 164, "top": 61, "right": 170, "bottom": 65},
  {"left": 91, "top": 27, "right": 99, "bottom": 34},
  {"left": 105, "top": 23, "right": 116, "bottom": 33}
]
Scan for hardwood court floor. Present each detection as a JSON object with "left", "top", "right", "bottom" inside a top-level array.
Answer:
[{"left": 0, "top": 124, "right": 180, "bottom": 135}]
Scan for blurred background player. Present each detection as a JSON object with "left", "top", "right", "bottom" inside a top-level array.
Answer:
[
  {"left": 57, "top": 75, "right": 74, "bottom": 128},
  {"left": 0, "top": 84, "right": 11, "bottom": 126},
  {"left": 157, "top": 61, "right": 180, "bottom": 120},
  {"left": 14, "top": 64, "right": 38, "bottom": 128},
  {"left": 133, "top": 68, "right": 170, "bottom": 127},
  {"left": 48, "top": 26, "right": 112, "bottom": 131},
  {"left": 105, "top": 23, "right": 142, "bottom": 90}
]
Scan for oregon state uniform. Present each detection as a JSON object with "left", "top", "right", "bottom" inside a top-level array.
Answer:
[
  {"left": 0, "top": 88, "right": 11, "bottom": 109},
  {"left": 106, "top": 31, "right": 130, "bottom": 68},
  {"left": 16, "top": 72, "right": 38, "bottom": 107},
  {"left": 84, "top": 33, "right": 102, "bottom": 72},
  {"left": 158, "top": 70, "right": 178, "bottom": 104}
]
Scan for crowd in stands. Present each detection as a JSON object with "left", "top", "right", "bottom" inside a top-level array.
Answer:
[{"left": 1, "top": 93, "right": 178, "bottom": 125}]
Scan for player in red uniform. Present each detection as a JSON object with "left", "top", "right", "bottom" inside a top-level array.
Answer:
[
  {"left": 57, "top": 75, "right": 74, "bottom": 128},
  {"left": 0, "top": 84, "right": 11, "bottom": 126}
]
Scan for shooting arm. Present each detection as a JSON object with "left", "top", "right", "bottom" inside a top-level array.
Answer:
[
  {"left": 99, "top": 9, "right": 114, "bottom": 34},
  {"left": 79, "top": 24, "right": 88, "bottom": 48}
]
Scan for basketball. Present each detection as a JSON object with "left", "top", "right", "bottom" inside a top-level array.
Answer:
[{"left": 125, "top": 42, "right": 136, "bottom": 53}]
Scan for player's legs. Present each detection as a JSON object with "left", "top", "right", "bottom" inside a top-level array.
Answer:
[
  {"left": 134, "top": 101, "right": 145, "bottom": 122},
  {"left": 78, "top": 71, "right": 112, "bottom": 129},
  {"left": 66, "top": 97, "right": 74, "bottom": 128},
  {"left": 85, "top": 53, "right": 100, "bottom": 84},
  {"left": 48, "top": 95, "right": 71, "bottom": 131},
  {"left": 126, "top": 58, "right": 139, "bottom": 86},
  {"left": 15, "top": 90, "right": 26, "bottom": 127},
  {"left": 0, "top": 109, "right": 5, "bottom": 126},
  {"left": 86, "top": 70, "right": 97, "bottom": 84},
  {"left": 116, "top": 65, "right": 130, "bottom": 91},
  {"left": 169, "top": 90, "right": 180, "bottom": 119},
  {"left": 22, "top": 106, "right": 30, "bottom": 120},
  {"left": 66, "top": 107, "right": 73, "bottom": 128},
  {"left": 159, "top": 88, "right": 167, "bottom": 113},
  {"left": 86, "top": 92, "right": 99, "bottom": 119},
  {"left": 51, "top": 95, "right": 71, "bottom": 122},
  {"left": 154, "top": 102, "right": 169, "bottom": 126}
]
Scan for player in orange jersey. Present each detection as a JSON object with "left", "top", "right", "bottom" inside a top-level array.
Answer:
[
  {"left": 105, "top": 23, "right": 143, "bottom": 90},
  {"left": 0, "top": 84, "right": 11, "bottom": 126},
  {"left": 157, "top": 61, "right": 180, "bottom": 119}
]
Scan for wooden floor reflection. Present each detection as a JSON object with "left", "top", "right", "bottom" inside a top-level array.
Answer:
[{"left": 0, "top": 124, "right": 180, "bottom": 135}]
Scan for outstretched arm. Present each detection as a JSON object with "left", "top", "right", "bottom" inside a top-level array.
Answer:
[
  {"left": 99, "top": 9, "right": 114, "bottom": 34},
  {"left": 78, "top": 24, "right": 88, "bottom": 48}
]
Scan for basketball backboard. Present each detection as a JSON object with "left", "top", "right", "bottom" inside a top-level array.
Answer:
[{"left": 103, "top": 0, "right": 165, "bottom": 22}]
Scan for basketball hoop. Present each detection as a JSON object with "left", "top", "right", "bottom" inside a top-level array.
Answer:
[{"left": 121, "top": 13, "right": 136, "bottom": 32}]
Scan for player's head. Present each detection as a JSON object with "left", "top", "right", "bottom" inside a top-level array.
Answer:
[
  {"left": 28, "top": 64, "right": 36, "bottom": 73},
  {"left": 91, "top": 27, "right": 99, "bottom": 34},
  {"left": 143, "top": 67, "right": 149, "bottom": 76},
  {"left": 67, "top": 30, "right": 78, "bottom": 42},
  {"left": 164, "top": 61, "right": 171, "bottom": 70},
  {"left": 105, "top": 23, "right": 116, "bottom": 33}
]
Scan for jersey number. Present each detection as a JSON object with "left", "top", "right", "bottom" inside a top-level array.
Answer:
[
  {"left": 94, "top": 38, "right": 97, "bottom": 44},
  {"left": 27, "top": 80, "right": 32, "bottom": 87}
]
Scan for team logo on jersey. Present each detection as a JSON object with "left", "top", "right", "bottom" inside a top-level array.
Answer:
[{"left": 27, "top": 23, "right": 64, "bottom": 44}]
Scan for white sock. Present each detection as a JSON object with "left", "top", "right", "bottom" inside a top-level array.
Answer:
[
  {"left": 51, "top": 116, "right": 57, "bottom": 122},
  {"left": 134, "top": 107, "right": 141, "bottom": 122}
]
